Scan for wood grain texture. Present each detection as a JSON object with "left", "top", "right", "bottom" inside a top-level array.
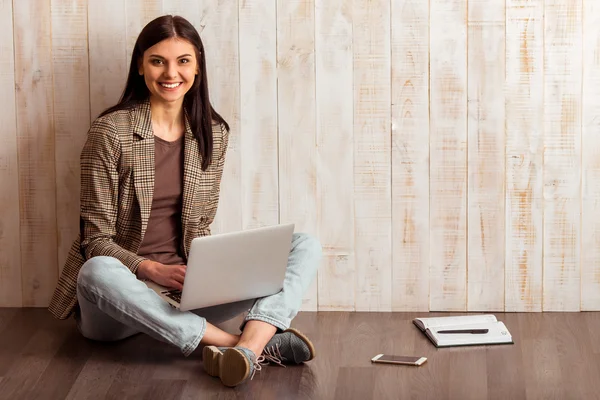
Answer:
[
  {"left": 161, "top": 1, "right": 207, "bottom": 30},
  {"left": 277, "top": 0, "right": 319, "bottom": 311},
  {"left": 52, "top": 0, "right": 90, "bottom": 272},
  {"left": 238, "top": 0, "right": 279, "bottom": 229},
  {"left": 125, "top": 0, "right": 163, "bottom": 69},
  {"left": 582, "top": 0, "right": 600, "bottom": 311},
  {"left": 543, "top": 0, "right": 582, "bottom": 311},
  {"left": 587, "top": 311, "right": 600, "bottom": 354},
  {"left": 429, "top": 0, "right": 468, "bottom": 311},
  {"left": 352, "top": 0, "right": 392, "bottom": 311},
  {"left": 13, "top": 0, "right": 58, "bottom": 306},
  {"left": 0, "top": 0, "right": 22, "bottom": 307},
  {"left": 505, "top": 0, "right": 544, "bottom": 312},
  {"left": 519, "top": 314, "right": 566, "bottom": 398},
  {"left": 2, "top": 0, "right": 600, "bottom": 311},
  {"left": 198, "top": 1, "right": 243, "bottom": 236},
  {"left": 1, "top": 310, "right": 600, "bottom": 399},
  {"left": 467, "top": 0, "right": 506, "bottom": 311},
  {"left": 88, "top": 0, "right": 127, "bottom": 119},
  {"left": 315, "top": 0, "right": 355, "bottom": 311},
  {"left": 390, "top": 0, "right": 430, "bottom": 312},
  {"left": 0, "top": 311, "right": 73, "bottom": 398}
]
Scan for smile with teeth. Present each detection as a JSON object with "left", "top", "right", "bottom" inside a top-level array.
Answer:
[{"left": 160, "top": 82, "right": 182, "bottom": 89}]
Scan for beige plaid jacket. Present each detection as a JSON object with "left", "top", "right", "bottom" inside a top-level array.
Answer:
[{"left": 48, "top": 100, "right": 229, "bottom": 319}]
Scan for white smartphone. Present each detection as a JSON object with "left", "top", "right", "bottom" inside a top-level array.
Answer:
[{"left": 371, "top": 354, "right": 427, "bottom": 366}]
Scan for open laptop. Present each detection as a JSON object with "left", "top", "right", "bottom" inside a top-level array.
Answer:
[{"left": 143, "top": 223, "right": 294, "bottom": 311}]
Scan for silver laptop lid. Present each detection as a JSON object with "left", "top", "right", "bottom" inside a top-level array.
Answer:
[{"left": 179, "top": 223, "right": 294, "bottom": 310}]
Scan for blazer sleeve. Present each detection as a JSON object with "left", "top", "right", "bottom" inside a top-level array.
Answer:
[
  {"left": 202, "top": 123, "right": 231, "bottom": 234},
  {"left": 79, "top": 117, "right": 147, "bottom": 273}
]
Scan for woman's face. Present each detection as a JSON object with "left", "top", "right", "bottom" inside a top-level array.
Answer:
[{"left": 139, "top": 37, "right": 198, "bottom": 105}]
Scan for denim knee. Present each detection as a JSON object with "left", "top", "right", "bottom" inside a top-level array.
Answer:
[
  {"left": 77, "top": 255, "right": 124, "bottom": 290},
  {"left": 292, "top": 232, "right": 322, "bottom": 271}
]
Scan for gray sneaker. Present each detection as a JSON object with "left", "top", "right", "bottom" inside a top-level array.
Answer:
[{"left": 262, "top": 328, "right": 315, "bottom": 366}]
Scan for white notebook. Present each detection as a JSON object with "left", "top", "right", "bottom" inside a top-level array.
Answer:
[{"left": 413, "top": 314, "right": 514, "bottom": 348}]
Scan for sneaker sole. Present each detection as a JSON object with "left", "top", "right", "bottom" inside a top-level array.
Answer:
[
  {"left": 220, "top": 348, "right": 251, "bottom": 387},
  {"left": 284, "top": 328, "right": 316, "bottom": 361},
  {"left": 202, "top": 346, "right": 222, "bottom": 377}
]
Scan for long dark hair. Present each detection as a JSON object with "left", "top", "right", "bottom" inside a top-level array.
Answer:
[{"left": 99, "top": 15, "right": 229, "bottom": 170}]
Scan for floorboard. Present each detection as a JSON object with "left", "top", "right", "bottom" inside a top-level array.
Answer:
[{"left": 0, "top": 309, "right": 597, "bottom": 399}]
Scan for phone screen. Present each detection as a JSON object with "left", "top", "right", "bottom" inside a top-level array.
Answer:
[{"left": 377, "top": 355, "right": 423, "bottom": 363}]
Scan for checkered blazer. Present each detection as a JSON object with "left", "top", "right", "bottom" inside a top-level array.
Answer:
[{"left": 48, "top": 99, "right": 230, "bottom": 320}]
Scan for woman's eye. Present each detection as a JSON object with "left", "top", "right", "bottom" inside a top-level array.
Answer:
[
  {"left": 180, "top": 59, "right": 190, "bottom": 64},
  {"left": 151, "top": 59, "right": 163, "bottom": 65}
]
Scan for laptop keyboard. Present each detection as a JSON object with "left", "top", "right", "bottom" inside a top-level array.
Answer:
[{"left": 163, "top": 289, "right": 182, "bottom": 304}]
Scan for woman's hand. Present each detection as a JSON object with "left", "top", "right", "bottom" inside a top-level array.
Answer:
[{"left": 137, "top": 260, "right": 186, "bottom": 290}]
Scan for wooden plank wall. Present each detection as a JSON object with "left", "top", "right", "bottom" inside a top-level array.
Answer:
[
  {"left": 467, "top": 0, "right": 505, "bottom": 311},
  {"left": 1, "top": 0, "right": 599, "bottom": 312},
  {"left": 0, "top": 0, "right": 21, "bottom": 307},
  {"left": 13, "top": 0, "right": 57, "bottom": 307},
  {"left": 315, "top": 0, "right": 355, "bottom": 311},
  {"left": 429, "top": 0, "right": 468, "bottom": 312},
  {"left": 505, "top": 0, "right": 544, "bottom": 312}
]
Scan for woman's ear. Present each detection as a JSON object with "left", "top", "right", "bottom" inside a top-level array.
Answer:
[{"left": 138, "top": 58, "right": 144, "bottom": 75}]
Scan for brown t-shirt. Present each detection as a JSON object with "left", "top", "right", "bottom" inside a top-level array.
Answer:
[{"left": 137, "top": 135, "right": 186, "bottom": 265}]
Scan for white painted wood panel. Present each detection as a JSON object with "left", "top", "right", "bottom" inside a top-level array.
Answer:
[
  {"left": 505, "top": 0, "right": 544, "bottom": 312},
  {"left": 0, "top": 0, "right": 22, "bottom": 307},
  {"left": 581, "top": 0, "right": 600, "bottom": 311},
  {"left": 353, "top": 0, "right": 392, "bottom": 311},
  {"left": 52, "top": 0, "right": 90, "bottom": 271},
  {"left": 543, "top": 0, "right": 582, "bottom": 311},
  {"left": 467, "top": 0, "right": 506, "bottom": 311},
  {"left": 0, "top": 0, "right": 598, "bottom": 311},
  {"left": 315, "top": 0, "right": 355, "bottom": 310},
  {"left": 88, "top": 0, "right": 127, "bottom": 119},
  {"left": 277, "top": 0, "right": 319, "bottom": 311},
  {"left": 125, "top": 1, "right": 163, "bottom": 68},
  {"left": 13, "top": 0, "right": 58, "bottom": 306},
  {"left": 390, "top": 0, "right": 430, "bottom": 312},
  {"left": 429, "top": 0, "right": 468, "bottom": 311},
  {"left": 199, "top": 1, "right": 243, "bottom": 236},
  {"left": 238, "top": 1, "right": 279, "bottom": 229},
  {"left": 162, "top": 0, "right": 205, "bottom": 24}
]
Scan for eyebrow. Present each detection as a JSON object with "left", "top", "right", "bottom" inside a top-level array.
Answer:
[{"left": 148, "top": 54, "right": 193, "bottom": 59}]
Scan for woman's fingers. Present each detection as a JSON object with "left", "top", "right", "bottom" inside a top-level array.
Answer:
[
  {"left": 148, "top": 263, "right": 186, "bottom": 289},
  {"left": 173, "top": 265, "right": 186, "bottom": 282},
  {"left": 164, "top": 266, "right": 184, "bottom": 288},
  {"left": 173, "top": 274, "right": 185, "bottom": 284},
  {"left": 164, "top": 277, "right": 182, "bottom": 290}
]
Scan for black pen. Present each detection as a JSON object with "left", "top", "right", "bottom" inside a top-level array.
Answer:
[{"left": 437, "top": 329, "right": 489, "bottom": 334}]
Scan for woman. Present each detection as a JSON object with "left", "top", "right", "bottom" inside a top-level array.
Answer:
[{"left": 48, "top": 15, "right": 322, "bottom": 388}]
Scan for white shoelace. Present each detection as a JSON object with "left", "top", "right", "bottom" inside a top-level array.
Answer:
[
  {"left": 249, "top": 355, "right": 267, "bottom": 380},
  {"left": 249, "top": 343, "right": 286, "bottom": 381},
  {"left": 262, "top": 343, "right": 286, "bottom": 367}
]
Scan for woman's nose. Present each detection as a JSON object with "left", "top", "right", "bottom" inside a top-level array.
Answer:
[{"left": 165, "top": 63, "right": 178, "bottom": 78}]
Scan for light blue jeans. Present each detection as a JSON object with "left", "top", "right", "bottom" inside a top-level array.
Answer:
[{"left": 75, "top": 232, "right": 321, "bottom": 356}]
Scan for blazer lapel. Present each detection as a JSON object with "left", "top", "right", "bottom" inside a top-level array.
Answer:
[
  {"left": 131, "top": 100, "right": 155, "bottom": 239},
  {"left": 181, "top": 115, "right": 202, "bottom": 255}
]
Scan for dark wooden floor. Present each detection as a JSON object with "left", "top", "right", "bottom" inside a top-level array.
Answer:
[{"left": 0, "top": 309, "right": 599, "bottom": 400}]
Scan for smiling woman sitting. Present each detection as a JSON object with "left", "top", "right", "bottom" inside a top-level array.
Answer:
[{"left": 48, "top": 14, "right": 322, "bottom": 388}]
